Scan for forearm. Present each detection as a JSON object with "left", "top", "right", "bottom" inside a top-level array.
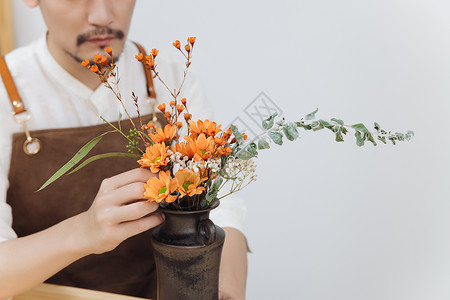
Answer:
[
  {"left": 0, "top": 213, "right": 88, "bottom": 298},
  {"left": 219, "top": 227, "right": 248, "bottom": 300}
]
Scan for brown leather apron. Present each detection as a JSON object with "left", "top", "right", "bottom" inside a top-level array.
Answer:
[{"left": 1, "top": 44, "right": 162, "bottom": 298}]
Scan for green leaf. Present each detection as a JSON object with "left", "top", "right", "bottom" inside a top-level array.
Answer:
[
  {"left": 37, "top": 131, "right": 112, "bottom": 191},
  {"left": 246, "top": 142, "right": 258, "bottom": 155},
  {"left": 262, "top": 112, "right": 278, "bottom": 130},
  {"left": 268, "top": 131, "right": 283, "bottom": 145},
  {"left": 206, "top": 177, "right": 223, "bottom": 204},
  {"left": 237, "top": 150, "right": 256, "bottom": 160},
  {"left": 282, "top": 124, "right": 299, "bottom": 141},
  {"left": 355, "top": 131, "right": 365, "bottom": 146},
  {"left": 352, "top": 123, "right": 370, "bottom": 134},
  {"left": 319, "top": 120, "right": 332, "bottom": 128},
  {"left": 68, "top": 152, "right": 141, "bottom": 174},
  {"left": 231, "top": 125, "right": 244, "bottom": 144},
  {"left": 257, "top": 138, "right": 270, "bottom": 150},
  {"left": 374, "top": 122, "right": 380, "bottom": 131},
  {"left": 377, "top": 135, "right": 387, "bottom": 144},
  {"left": 118, "top": 112, "right": 123, "bottom": 131},
  {"left": 296, "top": 122, "right": 312, "bottom": 130},
  {"left": 305, "top": 108, "right": 318, "bottom": 120},
  {"left": 335, "top": 129, "right": 344, "bottom": 142},
  {"left": 366, "top": 132, "right": 377, "bottom": 146},
  {"left": 331, "top": 118, "right": 344, "bottom": 125}
]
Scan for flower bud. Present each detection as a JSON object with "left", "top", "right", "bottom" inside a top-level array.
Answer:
[
  {"left": 104, "top": 46, "right": 112, "bottom": 56},
  {"left": 135, "top": 53, "right": 144, "bottom": 61}
]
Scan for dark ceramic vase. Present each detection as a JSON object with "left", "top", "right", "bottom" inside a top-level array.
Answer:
[{"left": 151, "top": 202, "right": 225, "bottom": 300}]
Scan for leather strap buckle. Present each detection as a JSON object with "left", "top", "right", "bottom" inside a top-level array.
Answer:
[{"left": 13, "top": 112, "right": 41, "bottom": 155}]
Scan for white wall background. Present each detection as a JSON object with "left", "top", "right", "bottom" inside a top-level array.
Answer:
[{"left": 11, "top": 0, "right": 450, "bottom": 299}]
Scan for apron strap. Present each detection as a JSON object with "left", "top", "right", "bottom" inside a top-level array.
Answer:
[
  {"left": 133, "top": 42, "right": 157, "bottom": 99},
  {"left": 0, "top": 55, "right": 26, "bottom": 115}
]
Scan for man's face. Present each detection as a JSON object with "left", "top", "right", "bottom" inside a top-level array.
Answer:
[{"left": 37, "top": 0, "right": 136, "bottom": 63}]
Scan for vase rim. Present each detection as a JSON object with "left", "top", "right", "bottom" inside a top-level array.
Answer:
[{"left": 158, "top": 200, "right": 220, "bottom": 214}]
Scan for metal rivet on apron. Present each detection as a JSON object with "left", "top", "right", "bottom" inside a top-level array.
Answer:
[
  {"left": 12, "top": 100, "right": 23, "bottom": 109},
  {"left": 13, "top": 112, "right": 41, "bottom": 155},
  {"left": 23, "top": 137, "right": 41, "bottom": 155}
]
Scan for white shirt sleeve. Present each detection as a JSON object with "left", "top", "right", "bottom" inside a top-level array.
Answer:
[{"left": 0, "top": 82, "right": 18, "bottom": 243}]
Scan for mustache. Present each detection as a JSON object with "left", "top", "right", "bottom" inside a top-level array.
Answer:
[{"left": 76, "top": 27, "right": 125, "bottom": 46}]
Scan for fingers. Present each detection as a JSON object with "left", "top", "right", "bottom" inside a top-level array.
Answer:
[
  {"left": 118, "top": 212, "right": 165, "bottom": 239},
  {"left": 114, "top": 201, "right": 159, "bottom": 223},
  {"left": 98, "top": 181, "right": 148, "bottom": 206},
  {"left": 98, "top": 168, "right": 156, "bottom": 194}
]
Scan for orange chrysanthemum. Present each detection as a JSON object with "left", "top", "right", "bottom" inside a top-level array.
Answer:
[
  {"left": 174, "top": 169, "right": 206, "bottom": 198},
  {"left": 171, "top": 142, "right": 195, "bottom": 159},
  {"left": 185, "top": 133, "right": 216, "bottom": 161},
  {"left": 149, "top": 124, "right": 176, "bottom": 143},
  {"left": 144, "top": 171, "right": 178, "bottom": 203},
  {"left": 189, "top": 120, "right": 222, "bottom": 138},
  {"left": 138, "top": 142, "right": 169, "bottom": 173}
]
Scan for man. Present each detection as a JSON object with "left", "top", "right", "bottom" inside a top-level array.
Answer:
[{"left": 0, "top": 0, "right": 247, "bottom": 299}]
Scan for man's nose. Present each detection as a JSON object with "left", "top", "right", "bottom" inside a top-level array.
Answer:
[{"left": 87, "top": 0, "right": 114, "bottom": 27}]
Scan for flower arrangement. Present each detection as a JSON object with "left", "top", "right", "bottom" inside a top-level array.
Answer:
[{"left": 39, "top": 37, "right": 414, "bottom": 211}]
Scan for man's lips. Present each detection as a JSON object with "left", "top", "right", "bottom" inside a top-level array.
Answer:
[{"left": 87, "top": 37, "right": 114, "bottom": 46}]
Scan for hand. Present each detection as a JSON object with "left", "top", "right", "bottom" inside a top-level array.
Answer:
[
  {"left": 76, "top": 168, "right": 165, "bottom": 254},
  {"left": 219, "top": 290, "right": 244, "bottom": 300}
]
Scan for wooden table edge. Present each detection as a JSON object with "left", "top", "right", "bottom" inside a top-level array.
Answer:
[{"left": 14, "top": 283, "right": 150, "bottom": 300}]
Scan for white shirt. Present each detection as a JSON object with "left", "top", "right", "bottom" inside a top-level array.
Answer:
[{"left": 0, "top": 35, "right": 246, "bottom": 243}]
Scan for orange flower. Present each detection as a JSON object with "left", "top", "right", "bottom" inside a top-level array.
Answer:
[
  {"left": 93, "top": 53, "right": 107, "bottom": 66},
  {"left": 164, "top": 111, "right": 172, "bottom": 119},
  {"left": 135, "top": 53, "right": 144, "bottom": 61},
  {"left": 185, "top": 44, "right": 191, "bottom": 53},
  {"left": 174, "top": 169, "right": 206, "bottom": 198},
  {"left": 81, "top": 59, "right": 90, "bottom": 68},
  {"left": 171, "top": 142, "right": 195, "bottom": 159},
  {"left": 214, "top": 137, "right": 226, "bottom": 146},
  {"left": 151, "top": 48, "right": 159, "bottom": 58},
  {"left": 104, "top": 46, "right": 112, "bottom": 56},
  {"left": 145, "top": 55, "right": 155, "bottom": 68},
  {"left": 144, "top": 171, "right": 178, "bottom": 203},
  {"left": 90, "top": 65, "right": 99, "bottom": 74},
  {"left": 188, "top": 37, "right": 196, "bottom": 45},
  {"left": 149, "top": 124, "right": 177, "bottom": 143},
  {"left": 184, "top": 113, "right": 192, "bottom": 121},
  {"left": 148, "top": 121, "right": 155, "bottom": 128},
  {"left": 158, "top": 103, "right": 166, "bottom": 112},
  {"left": 176, "top": 122, "right": 183, "bottom": 128},
  {"left": 173, "top": 40, "right": 181, "bottom": 49},
  {"left": 181, "top": 98, "right": 187, "bottom": 106},
  {"left": 170, "top": 100, "right": 175, "bottom": 107},
  {"left": 216, "top": 146, "right": 232, "bottom": 156},
  {"left": 185, "top": 133, "right": 216, "bottom": 161},
  {"left": 176, "top": 104, "right": 184, "bottom": 113},
  {"left": 189, "top": 120, "right": 222, "bottom": 138},
  {"left": 138, "top": 142, "right": 169, "bottom": 173}
]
